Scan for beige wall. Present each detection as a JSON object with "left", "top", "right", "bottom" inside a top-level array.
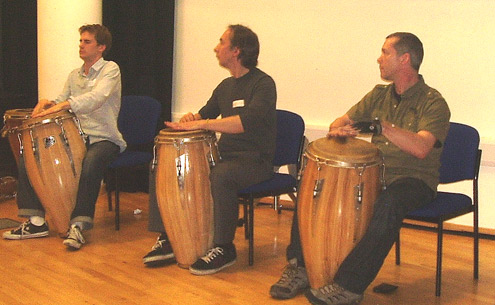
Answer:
[
  {"left": 37, "top": 0, "right": 102, "bottom": 99},
  {"left": 172, "top": 1, "right": 495, "bottom": 231}
]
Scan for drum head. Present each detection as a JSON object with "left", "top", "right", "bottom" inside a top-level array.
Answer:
[
  {"left": 4, "top": 108, "right": 33, "bottom": 120},
  {"left": 156, "top": 128, "right": 215, "bottom": 143},
  {"left": 18, "top": 110, "right": 74, "bottom": 131},
  {"left": 307, "top": 137, "right": 380, "bottom": 167},
  {"left": 2, "top": 108, "right": 34, "bottom": 137}
]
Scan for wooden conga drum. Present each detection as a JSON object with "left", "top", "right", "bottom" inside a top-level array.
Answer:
[
  {"left": 298, "top": 137, "right": 383, "bottom": 288},
  {"left": 154, "top": 129, "right": 219, "bottom": 268},
  {"left": 1, "top": 108, "right": 33, "bottom": 164},
  {"left": 18, "top": 110, "right": 86, "bottom": 236}
]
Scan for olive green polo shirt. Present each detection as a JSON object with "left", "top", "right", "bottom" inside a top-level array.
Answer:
[{"left": 347, "top": 76, "right": 451, "bottom": 192}]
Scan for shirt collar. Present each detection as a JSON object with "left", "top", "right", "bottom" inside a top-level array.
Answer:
[
  {"left": 78, "top": 57, "right": 106, "bottom": 76},
  {"left": 394, "top": 74, "right": 427, "bottom": 100}
]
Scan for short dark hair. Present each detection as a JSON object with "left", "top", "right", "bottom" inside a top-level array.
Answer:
[
  {"left": 386, "top": 32, "right": 424, "bottom": 71},
  {"left": 228, "top": 24, "right": 259, "bottom": 69},
  {"left": 79, "top": 24, "right": 112, "bottom": 56}
]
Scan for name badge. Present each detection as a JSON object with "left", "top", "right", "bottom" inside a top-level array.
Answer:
[{"left": 232, "top": 99, "right": 245, "bottom": 108}]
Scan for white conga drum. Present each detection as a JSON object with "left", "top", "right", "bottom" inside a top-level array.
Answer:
[
  {"left": 18, "top": 110, "right": 86, "bottom": 236},
  {"left": 1, "top": 108, "right": 33, "bottom": 165},
  {"left": 298, "top": 136, "right": 383, "bottom": 289},
  {"left": 154, "top": 129, "right": 219, "bottom": 268}
]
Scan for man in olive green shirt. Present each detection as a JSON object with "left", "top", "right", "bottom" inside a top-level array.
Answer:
[{"left": 270, "top": 32, "right": 450, "bottom": 305}]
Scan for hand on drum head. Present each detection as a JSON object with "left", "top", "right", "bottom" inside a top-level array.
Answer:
[
  {"left": 32, "top": 101, "right": 70, "bottom": 118},
  {"left": 32, "top": 99, "right": 56, "bottom": 117},
  {"left": 327, "top": 124, "right": 360, "bottom": 138}
]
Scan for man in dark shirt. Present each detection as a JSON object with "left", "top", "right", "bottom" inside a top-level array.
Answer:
[{"left": 143, "top": 24, "right": 277, "bottom": 275}]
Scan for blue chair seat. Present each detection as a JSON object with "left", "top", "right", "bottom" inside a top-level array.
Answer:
[
  {"left": 108, "top": 151, "right": 153, "bottom": 168},
  {"left": 238, "top": 173, "right": 297, "bottom": 197}
]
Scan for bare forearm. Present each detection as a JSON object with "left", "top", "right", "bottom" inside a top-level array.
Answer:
[
  {"left": 381, "top": 121, "right": 436, "bottom": 159},
  {"left": 32, "top": 100, "right": 71, "bottom": 118},
  {"left": 166, "top": 114, "right": 244, "bottom": 134}
]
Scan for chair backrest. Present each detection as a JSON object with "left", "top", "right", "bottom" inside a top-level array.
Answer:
[
  {"left": 438, "top": 122, "right": 480, "bottom": 183},
  {"left": 118, "top": 95, "right": 162, "bottom": 146},
  {"left": 273, "top": 110, "right": 305, "bottom": 167}
]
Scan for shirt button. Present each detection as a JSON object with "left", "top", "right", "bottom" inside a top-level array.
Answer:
[{"left": 385, "top": 142, "right": 389, "bottom": 145}]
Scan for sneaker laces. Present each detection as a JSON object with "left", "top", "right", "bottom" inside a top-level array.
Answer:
[
  {"left": 15, "top": 220, "right": 31, "bottom": 237},
  {"left": 151, "top": 236, "right": 166, "bottom": 251},
  {"left": 200, "top": 247, "right": 224, "bottom": 263},
  {"left": 67, "top": 225, "right": 85, "bottom": 244},
  {"left": 277, "top": 263, "right": 301, "bottom": 285},
  {"left": 319, "top": 283, "right": 344, "bottom": 296}
]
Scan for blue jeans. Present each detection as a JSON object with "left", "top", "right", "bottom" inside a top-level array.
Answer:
[
  {"left": 17, "top": 140, "right": 119, "bottom": 230},
  {"left": 287, "top": 177, "right": 434, "bottom": 294}
]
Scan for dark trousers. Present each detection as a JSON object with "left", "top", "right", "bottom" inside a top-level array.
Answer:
[
  {"left": 148, "top": 151, "right": 273, "bottom": 246},
  {"left": 287, "top": 177, "right": 434, "bottom": 294},
  {"left": 17, "top": 140, "right": 119, "bottom": 230}
]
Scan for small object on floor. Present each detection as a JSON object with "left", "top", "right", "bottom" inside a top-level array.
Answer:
[{"left": 372, "top": 283, "right": 398, "bottom": 294}]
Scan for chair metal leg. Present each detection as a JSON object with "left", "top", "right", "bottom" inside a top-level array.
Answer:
[
  {"left": 435, "top": 222, "right": 443, "bottom": 297},
  {"left": 395, "top": 232, "right": 401, "bottom": 265},
  {"left": 115, "top": 168, "right": 120, "bottom": 231},
  {"left": 107, "top": 169, "right": 113, "bottom": 211},
  {"left": 107, "top": 188, "right": 112, "bottom": 211},
  {"left": 474, "top": 208, "right": 479, "bottom": 280},
  {"left": 243, "top": 202, "right": 249, "bottom": 239},
  {"left": 274, "top": 196, "right": 280, "bottom": 212},
  {"left": 248, "top": 195, "right": 254, "bottom": 266}
]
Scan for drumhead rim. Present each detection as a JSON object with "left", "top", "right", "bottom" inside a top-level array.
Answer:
[
  {"left": 17, "top": 113, "right": 76, "bottom": 131},
  {"left": 155, "top": 129, "right": 216, "bottom": 144},
  {"left": 304, "top": 150, "right": 382, "bottom": 168},
  {"left": 155, "top": 134, "right": 216, "bottom": 144}
]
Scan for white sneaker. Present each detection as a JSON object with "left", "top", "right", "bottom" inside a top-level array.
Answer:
[{"left": 63, "top": 225, "right": 85, "bottom": 250}]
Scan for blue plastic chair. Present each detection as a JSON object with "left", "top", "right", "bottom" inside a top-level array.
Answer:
[
  {"left": 395, "top": 122, "right": 481, "bottom": 296},
  {"left": 107, "top": 95, "right": 161, "bottom": 230},
  {"left": 238, "top": 109, "right": 305, "bottom": 265}
]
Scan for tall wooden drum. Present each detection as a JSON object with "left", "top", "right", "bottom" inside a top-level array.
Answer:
[
  {"left": 1, "top": 108, "right": 33, "bottom": 165},
  {"left": 154, "top": 129, "right": 219, "bottom": 268},
  {"left": 298, "top": 137, "right": 383, "bottom": 289},
  {"left": 18, "top": 110, "right": 86, "bottom": 236}
]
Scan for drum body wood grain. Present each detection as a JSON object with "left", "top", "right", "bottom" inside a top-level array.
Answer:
[
  {"left": 298, "top": 137, "right": 383, "bottom": 288},
  {"left": 1, "top": 108, "right": 33, "bottom": 165},
  {"left": 154, "top": 129, "right": 219, "bottom": 268},
  {"left": 19, "top": 110, "right": 86, "bottom": 236}
]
